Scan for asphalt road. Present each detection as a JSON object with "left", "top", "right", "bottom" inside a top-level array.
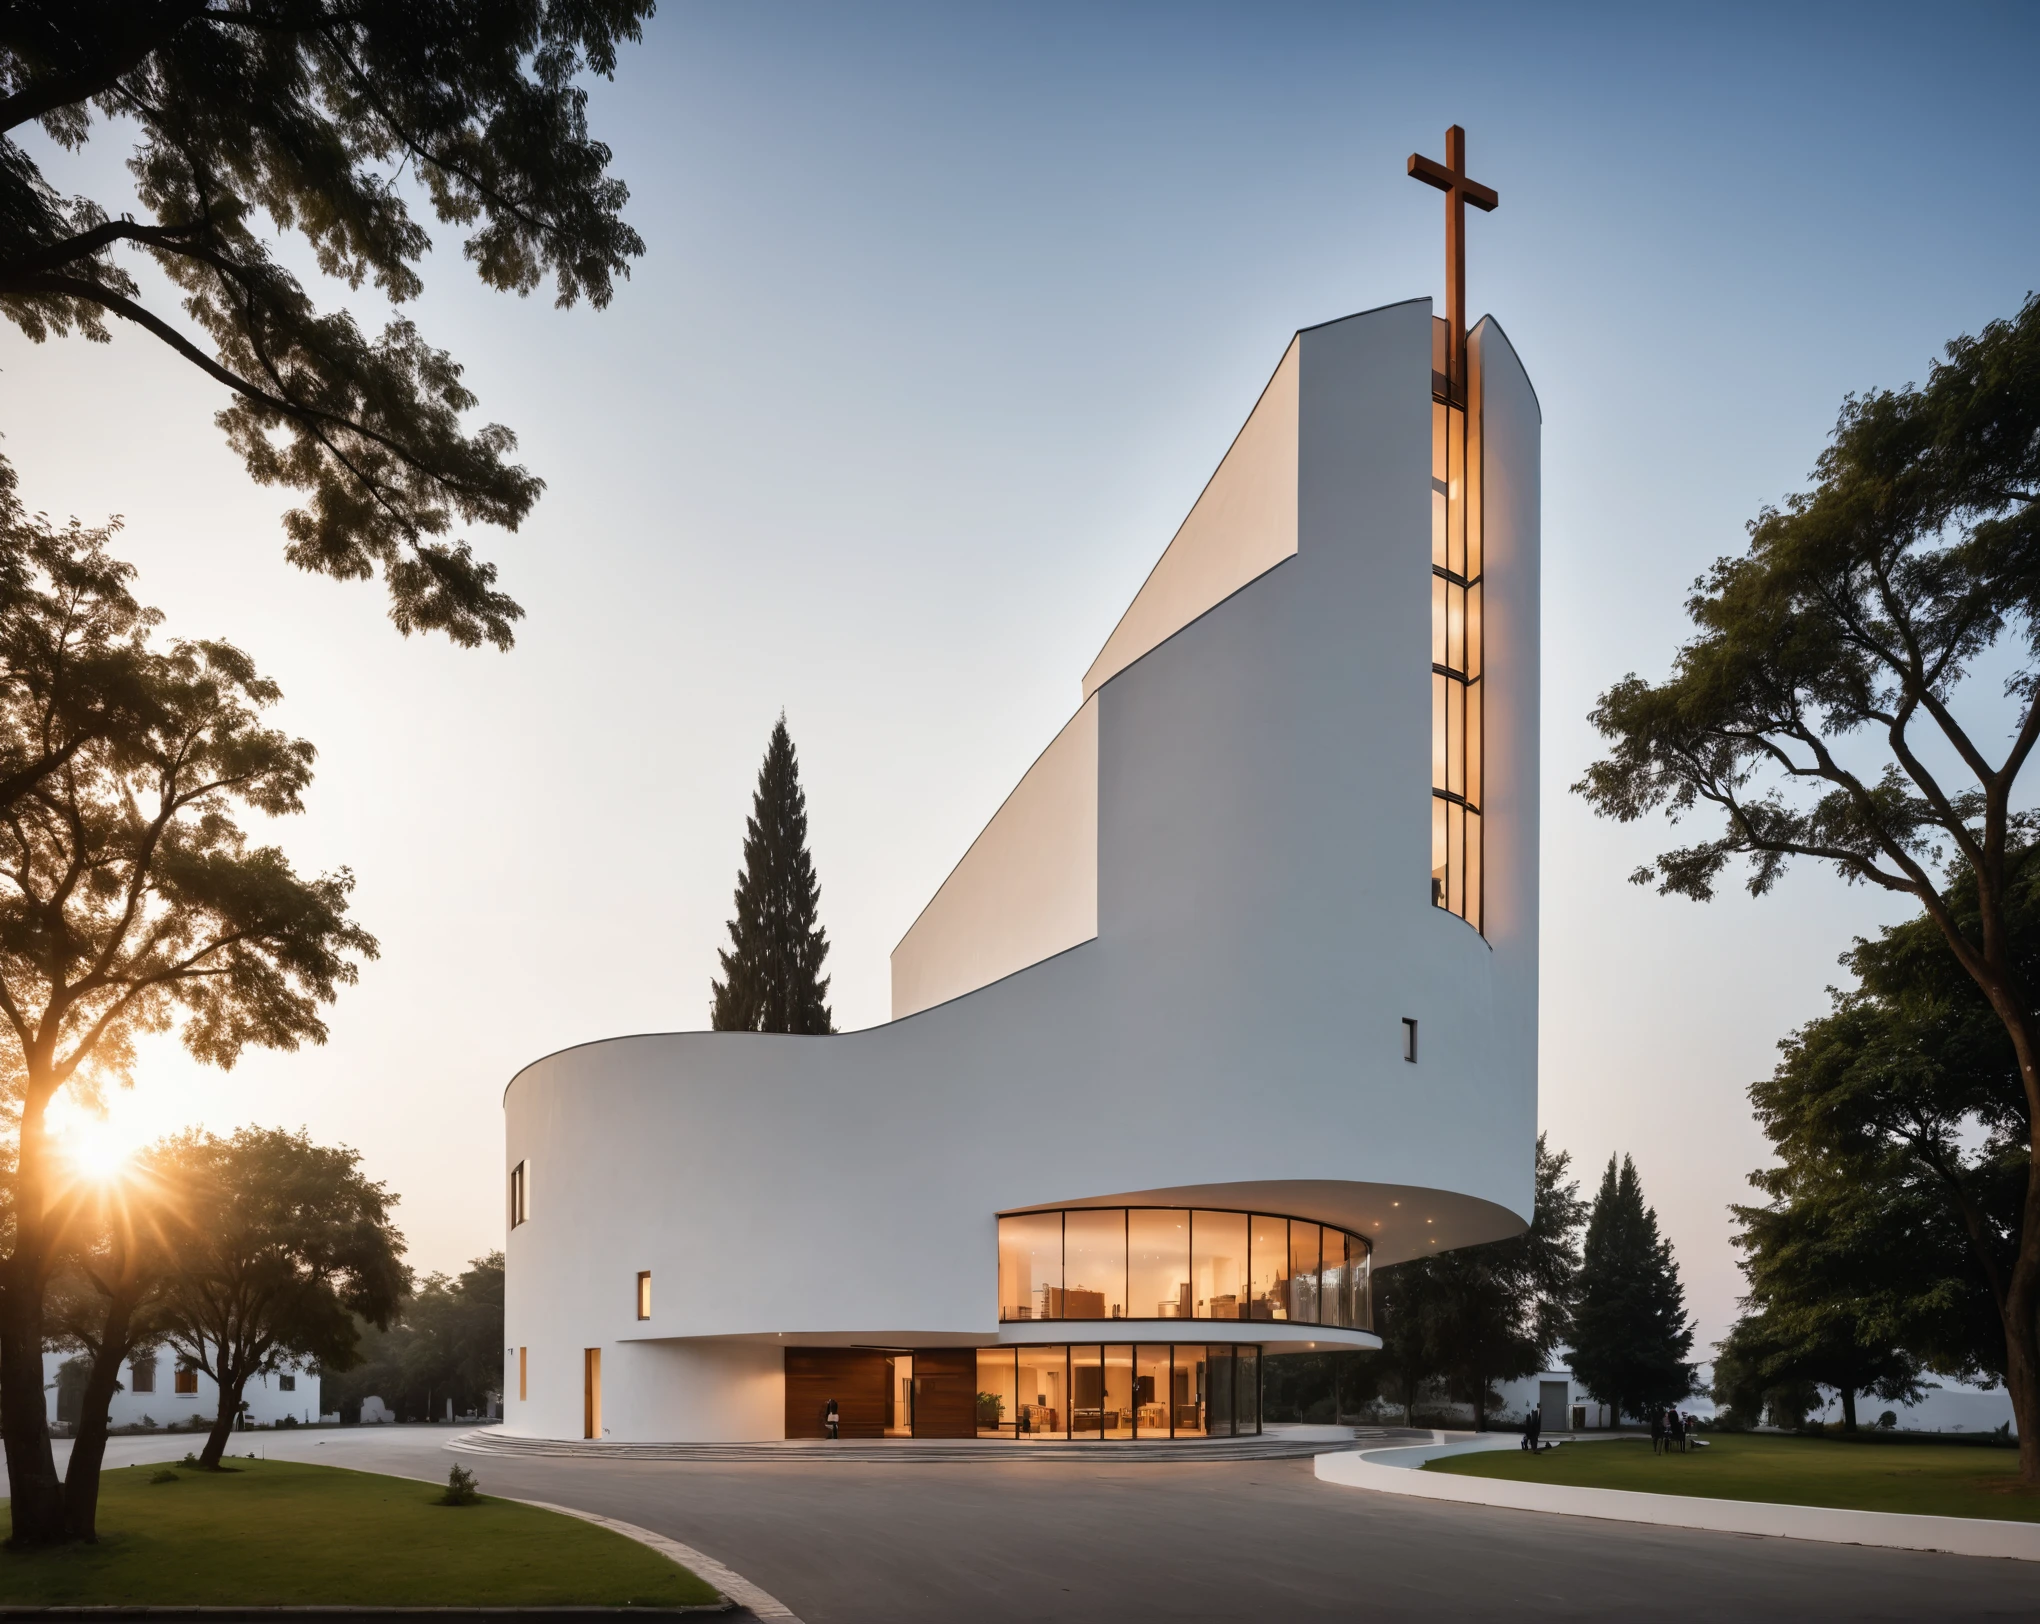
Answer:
[{"left": 14, "top": 1426, "right": 2037, "bottom": 1621}]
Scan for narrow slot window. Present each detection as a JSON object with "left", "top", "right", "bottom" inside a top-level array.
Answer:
[
  {"left": 1402, "top": 1018, "right": 1419, "bottom": 1063},
  {"left": 636, "top": 1271, "right": 652, "bottom": 1321}
]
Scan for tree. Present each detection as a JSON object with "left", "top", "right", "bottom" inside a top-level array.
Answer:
[
  {"left": 1368, "top": 1138, "right": 1586, "bottom": 1429},
  {"left": 710, "top": 716, "right": 833, "bottom": 1034},
  {"left": 1574, "top": 297, "right": 2040, "bottom": 1475},
  {"left": 322, "top": 1250, "right": 503, "bottom": 1422},
  {"left": 158, "top": 1126, "right": 407, "bottom": 1470},
  {"left": 0, "top": 524, "right": 376, "bottom": 1546},
  {"left": 1568, "top": 1155, "right": 1695, "bottom": 1425},
  {"left": 1721, "top": 1173, "right": 1925, "bottom": 1433},
  {"left": 0, "top": 0, "right": 654, "bottom": 648},
  {"left": 1371, "top": 1258, "right": 1444, "bottom": 1426},
  {"left": 1734, "top": 859, "right": 2033, "bottom": 1416},
  {"left": 44, "top": 1143, "right": 188, "bottom": 1540},
  {"left": 1426, "top": 1135, "right": 1587, "bottom": 1429}
]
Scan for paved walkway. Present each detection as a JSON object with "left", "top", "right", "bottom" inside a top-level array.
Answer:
[{"left": 12, "top": 1426, "right": 2038, "bottom": 1621}]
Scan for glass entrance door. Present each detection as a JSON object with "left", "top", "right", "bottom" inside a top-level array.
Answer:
[{"left": 884, "top": 1355, "right": 914, "bottom": 1437}]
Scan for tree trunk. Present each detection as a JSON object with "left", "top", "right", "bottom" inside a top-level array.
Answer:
[
  {"left": 1, "top": 1100, "right": 65, "bottom": 1547},
  {"left": 1839, "top": 1387, "right": 1857, "bottom": 1435},
  {"left": 197, "top": 1365, "right": 247, "bottom": 1470},
  {"left": 63, "top": 1295, "right": 138, "bottom": 1542}
]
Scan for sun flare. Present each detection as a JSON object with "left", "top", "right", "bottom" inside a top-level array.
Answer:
[{"left": 48, "top": 1104, "right": 146, "bottom": 1184}]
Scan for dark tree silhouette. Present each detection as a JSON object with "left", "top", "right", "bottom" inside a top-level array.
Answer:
[
  {"left": 0, "top": 0, "right": 653, "bottom": 647},
  {"left": 1568, "top": 1155, "right": 1695, "bottom": 1426},
  {"left": 1576, "top": 297, "right": 2040, "bottom": 1476},
  {"left": 710, "top": 716, "right": 833, "bottom": 1035},
  {"left": 0, "top": 511, "right": 375, "bottom": 1547}
]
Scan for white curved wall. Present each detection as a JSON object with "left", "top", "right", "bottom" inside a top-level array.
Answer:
[{"left": 503, "top": 298, "right": 1540, "bottom": 1442}]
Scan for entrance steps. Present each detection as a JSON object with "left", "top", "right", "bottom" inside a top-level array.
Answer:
[{"left": 452, "top": 1425, "right": 1428, "bottom": 1464}]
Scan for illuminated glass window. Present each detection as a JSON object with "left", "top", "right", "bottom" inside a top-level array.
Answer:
[
  {"left": 1431, "top": 316, "right": 1483, "bottom": 931},
  {"left": 636, "top": 1270, "right": 652, "bottom": 1320}
]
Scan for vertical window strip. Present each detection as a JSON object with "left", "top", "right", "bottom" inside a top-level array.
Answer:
[{"left": 1430, "top": 349, "right": 1484, "bottom": 934}]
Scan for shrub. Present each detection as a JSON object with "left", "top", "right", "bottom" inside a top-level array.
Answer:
[
  {"left": 438, "top": 1464, "right": 481, "bottom": 1506},
  {"left": 149, "top": 1469, "right": 179, "bottom": 1485}
]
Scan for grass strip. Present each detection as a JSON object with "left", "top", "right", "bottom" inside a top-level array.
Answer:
[
  {"left": 1426, "top": 1432, "right": 2040, "bottom": 1522},
  {"left": 0, "top": 1458, "right": 722, "bottom": 1606}
]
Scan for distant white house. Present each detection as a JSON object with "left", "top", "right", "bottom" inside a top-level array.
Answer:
[{"left": 43, "top": 1345, "right": 325, "bottom": 1432}]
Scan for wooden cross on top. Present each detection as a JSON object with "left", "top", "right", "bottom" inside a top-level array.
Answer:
[{"left": 1408, "top": 125, "right": 1498, "bottom": 404}]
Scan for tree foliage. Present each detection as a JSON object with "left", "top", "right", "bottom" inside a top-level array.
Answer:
[
  {"left": 157, "top": 1126, "right": 407, "bottom": 1471},
  {"left": 710, "top": 716, "right": 833, "bottom": 1034},
  {"left": 0, "top": 510, "right": 375, "bottom": 1545},
  {"left": 1573, "top": 297, "right": 2040, "bottom": 1474},
  {"left": 0, "top": 0, "right": 654, "bottom": 647},
  {"left": 321, "top": 1250, "right": 503, "bottom": 1422},
  {"left": 1370, "top": 1136, "right": 1586, "bottom": 1427},
  {"left": 1568, "top": 1155, "right": 1695, "bottom": 1423},
  {"left": 1721, "top": 854, "right": 2035, "bottom": 1432}
]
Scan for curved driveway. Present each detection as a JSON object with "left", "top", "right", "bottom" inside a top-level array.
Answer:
[{"left": 22, "top": 1426, "right": 2036, "bottom": 1622}]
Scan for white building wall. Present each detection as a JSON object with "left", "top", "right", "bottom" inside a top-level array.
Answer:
[
  {"left": 42, "top": 1345, "right": 323, "bottom": 1431},
  {"left": 890, "top": 695, "right": 1098, "bottom": 1019},
  {"left": 504, "top": 298, "right": 1540, "bottom": 1442}
]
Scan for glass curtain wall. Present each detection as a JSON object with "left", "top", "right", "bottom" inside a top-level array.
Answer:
[
  {"left": 999, "top": 1211, "right": 1061, "bottom": 1322},
  {"left": 1129, "top": 1210, "right": 1192, "bottom": 1320},
  {"left": 974, "top": 1345, "right": 1262, "bottom": 1439},
  {"left": 1017, "top": 1347, "right": 1067, "bottom": 1437},
  {"left": 999, "top": 1210, "right": 1373, "bottom": 1331},
  {"left": 1193, "top": 1210, "right": 1246, "bottom": 1320},
  {"left": 1063, "top": 1209, "right": 1126, "bottom": 1321},
  {"left": 1432, "top": 315, "right": 1484, "bottom": 931}
]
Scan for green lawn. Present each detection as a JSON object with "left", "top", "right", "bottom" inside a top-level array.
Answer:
[
  {"left": 0, "top": 1459, "right": 721, "bottom": 1607},
  {"left": 1427, "top": 1432, "right": 2040, "bottom": 1522}
]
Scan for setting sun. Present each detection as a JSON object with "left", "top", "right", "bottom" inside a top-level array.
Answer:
[{"left": 46, "top": 1101, "right": 146, "bottom": 1184}]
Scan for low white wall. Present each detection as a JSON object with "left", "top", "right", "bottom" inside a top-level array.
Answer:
[{"left": 1315, "top": 1444, "right": 2040, "bottom": 1562}]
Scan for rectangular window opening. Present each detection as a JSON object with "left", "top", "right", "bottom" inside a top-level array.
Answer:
[
  {"left": 636, "top": 1270, "right": 652, "bottom": 1321},
  {"left": 509, "top": 1159, "right": 530, "bottom": 1228},
  {"left": 1402, "top": 1017, "right": 1418, "bottom": 1063}
]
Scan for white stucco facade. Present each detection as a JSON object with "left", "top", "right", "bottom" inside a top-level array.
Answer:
[
  {"left": 504, "top": 298, "right": 1541, "bottom": 1443},
  {"left": 43, "top": 1345, "right": 324, "bottom": 1432}
]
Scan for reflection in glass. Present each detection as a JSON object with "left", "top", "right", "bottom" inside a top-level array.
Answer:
[
  {"left": 1321, "top": 1232, "right": 1352, "bottom": 1330},
  {"left": 1129, "top": 1209, "right": 1191, "bottom": 1320},
  {"left": 999, "top": 1211, "right": 1061, "bottom": 1322},
  {"left": 1289, "top": 1223, "right": 1323, "bottom": 1324},
  {"left": 1193, "top": 1210, "right": 1246, "bottom": 1320},
  {"left": 976, "top": 1347, "right": 1018, "bottom": 1438},
  {"left": 1236, "top": 1346, "right": 1261, "bottom": 1434},
  {"left": 1104, "top": 1345, "right": 1134, "bottom": 1439},
  {"left": 1249, "top": 1215, "right": 1289, "bottom": 1321},
  {"left": 1071, "top": 1345, "right": 1103, "bottom": 1437},
  {"left": 1169, "top": 1346, "right": 1205, "bottom": 1436},
  {"left": 1017, "top": 1347, "right": 1067, "bottom": 1438},
  {"left": 1206, "top": 1345, "right": 1235, "bottom": 1437},
  {"left": 1063, "top": 1210, "right": 1126, "bottom": 1320}
]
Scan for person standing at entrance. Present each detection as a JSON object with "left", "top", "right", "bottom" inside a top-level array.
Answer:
[{"left": 825, "top": 1398, "right": 839, "bottom": 1440}]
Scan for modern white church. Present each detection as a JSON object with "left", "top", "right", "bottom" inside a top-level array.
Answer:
[{"left": 503, "top": 134, "right": 1539, "bottom": 1445}]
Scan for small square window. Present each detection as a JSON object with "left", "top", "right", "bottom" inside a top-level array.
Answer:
[
  {"left": 1402, "top": 1018, "right": 1419, "bottom": 1063},
  {"left": 279, "top": 1373, "right": 296, "bottom": 1392},
  {"left": 130, "top": 1353, "right": 157, "bottom": 1394},
  {"left": 635, "top": 1271, "right": 652, "bottom": 1321},
  {"left": 174, "top": 1361, "right": 199, "bottom": 1396}
]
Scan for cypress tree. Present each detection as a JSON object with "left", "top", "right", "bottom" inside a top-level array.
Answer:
[
  {"left": 710, "top": 716, "right": 834, "bottom": 1034},
  {"left": 1568, "top": 1154, "right": 1695, "bottom": 1426}
]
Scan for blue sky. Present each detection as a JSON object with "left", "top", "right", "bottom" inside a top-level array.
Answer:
[{"left": 6, "top": 1, "right": 2037, "bottom": 1348}]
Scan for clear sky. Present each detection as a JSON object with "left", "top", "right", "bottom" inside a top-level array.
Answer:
[{"left": 5, "top": 1, "right": 2037, "bottom": 1355}]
